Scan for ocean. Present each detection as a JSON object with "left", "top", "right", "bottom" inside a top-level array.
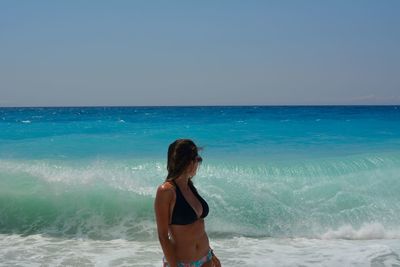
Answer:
[{"left": 0, "top": 106, "right": 400, "bottom": 266}]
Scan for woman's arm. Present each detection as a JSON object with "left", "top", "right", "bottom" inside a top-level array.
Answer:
[
  {"left": 211, "top": 249, "right": 221, "bottom": 267},
  {"left": 154, "top": 184, "right": 177, "bottom": 267}
]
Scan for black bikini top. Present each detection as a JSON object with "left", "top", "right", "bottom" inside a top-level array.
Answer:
[{"left": 170, "top": 180, "right": 209, "bottom": 225}]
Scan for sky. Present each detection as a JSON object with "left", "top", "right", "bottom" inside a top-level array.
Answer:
[{"left": 1, "top": 0, "right": 399, "bottom": 106}]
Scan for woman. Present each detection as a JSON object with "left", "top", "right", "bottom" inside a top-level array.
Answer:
[{"left": 154, "top": 139, "right": 221, "bottom": 267}]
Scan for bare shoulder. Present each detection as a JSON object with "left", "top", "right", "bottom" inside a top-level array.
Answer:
[
  {"left": 156, "top": 181, "right": 175, "bottom": 199},
  {"left": 158, "top": 181, "right": 175, "bottom": 192}
]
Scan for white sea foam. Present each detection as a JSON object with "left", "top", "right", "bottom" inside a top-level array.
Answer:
[
  {"left": 215, "top": 237, "right": 400, "bottom": 267},
  {"left": 0, "top": 234, "right": 162, "bottom": 267},
  {"left": 1, "top": 234, "right": 399, "bottom": 267},
  {"left": 321, "top": 223, "right": 400, "bottom": 240}
]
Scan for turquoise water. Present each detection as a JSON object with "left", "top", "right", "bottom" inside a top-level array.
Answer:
[{"left": 1, "top": 106, "right": 400, "bottom": 266}]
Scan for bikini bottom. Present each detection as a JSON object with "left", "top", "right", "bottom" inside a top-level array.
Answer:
[{"left": 163, "top": 248, "right": 213, "bottom": 267}]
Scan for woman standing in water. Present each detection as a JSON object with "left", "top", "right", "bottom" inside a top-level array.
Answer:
[{"left": 154, "top": 139, "right": 221, "bottom": 267}]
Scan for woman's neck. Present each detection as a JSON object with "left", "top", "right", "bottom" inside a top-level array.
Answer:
[{"left": 174, "top": 175, "right": 190, "bottom": 189}]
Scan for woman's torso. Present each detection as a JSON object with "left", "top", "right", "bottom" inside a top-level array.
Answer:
[
  {"left": 167, "top": 181, "right": 210, "bottom": 261},
  {"left": 169, "top": 219, "right": 210, "bottom": 261}
]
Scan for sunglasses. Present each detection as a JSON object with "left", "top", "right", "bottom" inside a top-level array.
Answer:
[{"left": 193, "top": 155, "right": 203, "bottom": 163}]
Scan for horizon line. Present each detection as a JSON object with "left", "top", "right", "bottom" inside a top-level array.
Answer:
[{"left": 1, "top": 104, "right": 400, "bottom": 108}]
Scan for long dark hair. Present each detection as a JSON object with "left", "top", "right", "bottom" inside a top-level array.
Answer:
[{"left": 165, "top": 139, "right": 202, "bottom": 183}]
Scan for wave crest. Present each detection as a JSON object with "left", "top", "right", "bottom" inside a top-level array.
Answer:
[{"left": 321, "top": 223, "right": 400, "bottom": 240}]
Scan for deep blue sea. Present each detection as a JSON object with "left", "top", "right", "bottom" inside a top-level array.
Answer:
[{"left": 1, "top": 106, "right": 400, "bottom": 266}]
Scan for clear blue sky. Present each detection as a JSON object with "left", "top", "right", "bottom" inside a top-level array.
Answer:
[{"left": 1, "top": 0, "right": 399, "bottom": 106}]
